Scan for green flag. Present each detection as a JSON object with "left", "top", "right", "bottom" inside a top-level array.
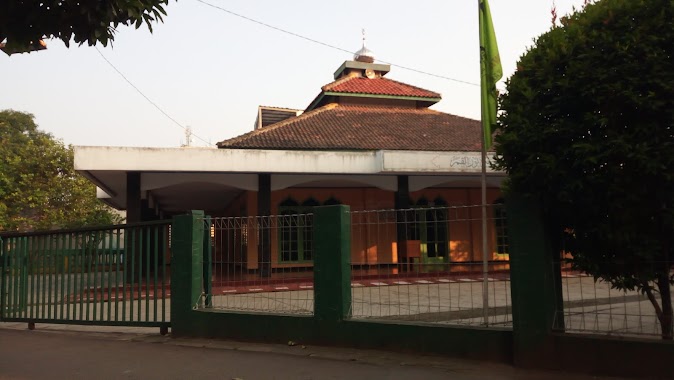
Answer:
[{"left": 479, "top": 0, "right": 502, "bottom": 150}]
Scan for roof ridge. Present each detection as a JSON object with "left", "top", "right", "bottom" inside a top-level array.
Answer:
[
  {"left": 380, "top": 78, "right": 441, "bottom": 98},
  {"left": 330, "top": 104, "right": 482, "bottom": 124},
  {"left": 321, "top": 75, "right": 355, "bottom": 92},
  {"left": 323, "top": 76, "right": 440, "bottom": 99},
  {"left": 332, "top": 104, "right": 454, "bottom": 116},
  {"left": 217, "top": 103, "right": 339, "bottom": 147}
]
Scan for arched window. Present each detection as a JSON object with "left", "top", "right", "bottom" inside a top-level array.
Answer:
[
  {"left": 279, "top": 198, "right": 300, "bottom": 209},
  {"left": 410, "top": 197, "right": 449, "bottom": 261},
  {"left": 302, "top": 198, "right": 320, "bottom": 207},
  {"left": 425, "top": 198, "right": 448, "bottom": 258},
  {"left": 279, "top": 198, "right": 300, "bottom": 262},
  {"left": 301, "top": 198, "right": 320, "bottom": 261},
  {"left": 323, "top": 196, "right": 342, "bottom": 206},
  {"left": 493, "top": 198, "right": 509, "bottom": 260},
  {"left": 278, "top": 197, "right": 320, "bottom": 263},
  {"left": 408, "top": 197, "right": 427, "bottom": 241}
]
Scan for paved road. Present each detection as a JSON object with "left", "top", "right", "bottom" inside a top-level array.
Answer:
[{"left": 0, "top": 327, "right": 625, "bottom": 380}]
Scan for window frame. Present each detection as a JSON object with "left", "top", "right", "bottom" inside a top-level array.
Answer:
[
  {"left": 411, "top": 197, "right": 450, "bottom": 262},
  {"left": 493, "top": 200, "right": 509, "bottom": 261},
  {"left": 277, "top": 197, "right": 320, "bottom": 264}
]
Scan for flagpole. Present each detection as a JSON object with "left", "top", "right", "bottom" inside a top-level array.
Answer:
[
  {"left": 478, "top": 0, "right": 501, "bottom": 326},
  {"left": 478, "top": 0, "right": 490, "bottom": 327},
  {"left": 481, "top": 120, "right": 489, "bottom": 326}
]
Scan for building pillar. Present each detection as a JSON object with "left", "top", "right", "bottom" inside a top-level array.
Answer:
[
  {"left": 257, "top": 173, "right": 271, "bottom": 277},
  {"left": 126, "top": 172, "right": 142, "bottom": 224},
  {"left": 125, "top": 172, "right": 142, "bottom": 282},
  {"left": 395, "top": 175, "right": 411, "bottom": 268}
]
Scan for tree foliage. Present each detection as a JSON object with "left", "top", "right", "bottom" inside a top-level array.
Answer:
[
  {"left": 495, "top": 0, "right": 674, "bottom": 339},
  {"left": 0, "top": 110, "right": 123, "bottom": 232},
  {"left": 0, "top": 0, "right": 171, "bottom": 51}
]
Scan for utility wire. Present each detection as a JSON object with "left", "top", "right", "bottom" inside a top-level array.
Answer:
[
  {"left": 194, "top": 0, "right": 480, "bottom": 87},
  {"left": 94, "top": 47, "right": 212, "bottom": 147}
]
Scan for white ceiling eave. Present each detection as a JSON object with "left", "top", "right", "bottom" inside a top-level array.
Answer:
[
  {"left": 74, "top": 146, "right": 382, "bottom": 174},
  {"left": 141, "top": 173, "right": 258, "bottom": 192},
  {"left": 74, "top": 147, "right": 506, "bottom": 211},
  {"left": 73, "top": 146, "right": 502, "bottom": 175}
]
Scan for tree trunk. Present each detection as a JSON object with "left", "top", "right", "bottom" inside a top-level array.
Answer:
[{"left": 657, "top": 272, "right": 673, "bottom": 340}]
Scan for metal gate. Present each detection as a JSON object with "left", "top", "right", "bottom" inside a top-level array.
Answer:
[{"left": 0, "top": 221, "right": 171, "bottom": 333}]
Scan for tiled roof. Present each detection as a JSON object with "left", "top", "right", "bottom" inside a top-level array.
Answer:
[
  {"left": 322, "top": 76, "right": 441, "bottom": 99},
  {"left": 217, "top": 104, "right": 482, "bottom": 152},
  {"left": 258, "top": 105, "right": 302, "bottom": 112}
]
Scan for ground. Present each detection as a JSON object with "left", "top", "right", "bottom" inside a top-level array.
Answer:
[{"left": 0, "top": 324, "right": 627, "bottom": 380}]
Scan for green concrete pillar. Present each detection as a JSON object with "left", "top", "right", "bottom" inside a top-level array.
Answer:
[
  {"left": 170, "top": 210, "right": 204, "bottom": 336},
  {"left": 506, "top": 194, "right": 563, "bottom": 366},
  {"left": 202, "top": 216, "right": 213, "bottom": 307},
  {"left": 313, "top": 205, "right": 351, "bottom": 322}
]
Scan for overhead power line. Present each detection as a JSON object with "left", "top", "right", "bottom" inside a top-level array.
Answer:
[
  {"left": 194, "top": 0, "right": 480, "bottom": 87},
  {"left": 94, "top": 47, "right": 212, "bottom": 147}
]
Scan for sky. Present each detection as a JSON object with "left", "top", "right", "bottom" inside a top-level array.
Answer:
[{"left": 1, "top": 0, "right": 588, "bottom": 148}]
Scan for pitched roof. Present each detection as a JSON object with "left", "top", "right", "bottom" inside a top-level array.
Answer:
[
  {"left": 321, "top": 76, "right": 441, "bottom": 99},
  {"left": 217, "top": 104, "right": 482, "bottom": 152},
  {"left": 255, "top": 106, "right": 302, "bottom": 129}
]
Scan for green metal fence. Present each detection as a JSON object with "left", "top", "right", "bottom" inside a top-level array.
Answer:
[{"left": 0, "top": 220, "right": 171, "bottom": 333}]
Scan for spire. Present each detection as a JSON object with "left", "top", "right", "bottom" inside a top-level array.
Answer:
[{"left": 354, "top": 29, "right": 375, "bottom": 63}]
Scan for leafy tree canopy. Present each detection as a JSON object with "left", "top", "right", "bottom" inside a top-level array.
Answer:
[
  {"left": 0, "top": 110, "right": 123, "bottom": 232},
  {"left": 0, "top": 0, "right": 171, "bottom": 52},
  {"left": 495, "top": 0, "right": 674, "bottom": 338}
]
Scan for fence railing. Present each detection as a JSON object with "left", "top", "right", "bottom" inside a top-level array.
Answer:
[
  {"left": 196, "top": 204, "right": 670, "bottom": 338},
  {"left": 169, "top": 202, "right": 674, "bottom": 378},
  {"left": 348, "top": 205, "right": 511, "bottom": 327},
  {"left": 553, "top": 265, "right": 674, "bottom": 339},
  {"left": 0, "top": 221, "right": 171, "bottom": 329},
  {"left": 202, "top": 214, "right": 314, "bottom": 315}
]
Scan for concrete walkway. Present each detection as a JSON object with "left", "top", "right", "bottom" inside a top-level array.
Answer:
[{"left": 0, "top": 323, "right": 626, "bottom": 380}]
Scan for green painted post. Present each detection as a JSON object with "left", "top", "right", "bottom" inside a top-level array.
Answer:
[
  {"left": 313, "top": 205, "right": 351, "bottom": 322},
  {"left": 506, "top": 193, "right": 563, "bottom": 367},
  {"left": 171, "top": 210, "right": 205, "bottom": 336},
  {"left": 0, "top": 237, "right": 5, "bottom": 321},
  {"left": 202, "top": 216, "right": 213, "bottom": 308}
]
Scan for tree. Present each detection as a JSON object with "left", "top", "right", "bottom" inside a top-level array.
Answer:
[
  {"left": 0, "top": 0, "right": 171, "bottom": 53},
  {"left": 0, "top": 110, "right": 124, "bottom": 232},
  {"left": 494, "top": 0, "right": 674, "bottom": 339}
]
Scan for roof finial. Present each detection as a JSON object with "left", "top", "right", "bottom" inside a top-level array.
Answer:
[{"left": 354, "top": 29, "right": 375, "bottom": 63}]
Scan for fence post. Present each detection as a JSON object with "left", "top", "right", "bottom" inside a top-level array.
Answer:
[
  {"left": 506, "top": 193, "right": 563, "bottom": 367},
  {"left": 202, "top": 216, "right": 212, "bottom": 307},
  {"left": 0, "top": 237, "right": 5, "bottom": 320},
  {"left": 171, "top": 210, "right": 205, "bottom": 336},
  {"left": 313, "top": 205, "right": 351, "bottom": 322}
]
